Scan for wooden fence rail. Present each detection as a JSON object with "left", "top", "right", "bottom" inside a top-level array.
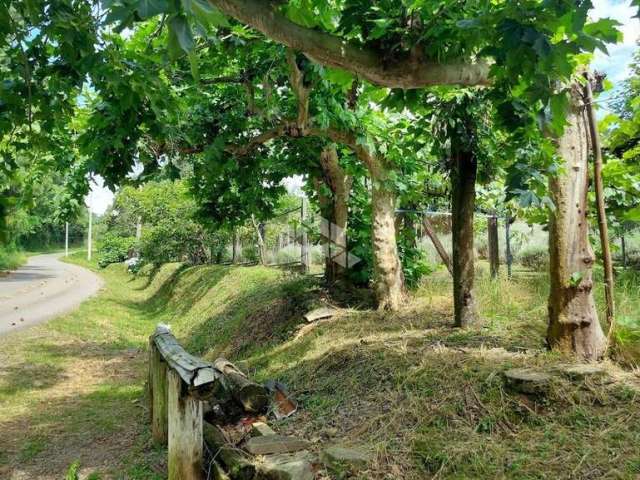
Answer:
[{"left": 147, "top": 324, "right": 268, "bottom": 480}]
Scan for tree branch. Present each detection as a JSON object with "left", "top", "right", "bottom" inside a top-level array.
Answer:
[{"left": 209, "top": 0, "right": 490, "bottom": 88}]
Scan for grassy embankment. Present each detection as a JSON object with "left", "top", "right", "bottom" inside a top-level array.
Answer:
[{"left": 1, "top": 253, "right": 639, "bottom": 479}]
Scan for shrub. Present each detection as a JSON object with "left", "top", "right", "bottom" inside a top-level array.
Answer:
[
  {"left": 98, "top": 234, "right": 136, "bottom": 268},
  {"left": 517, "top": 244, "right": 549, "bottom": 270},
  {"left": 139, "top": 220, "right": 208, "bottom": 266}
]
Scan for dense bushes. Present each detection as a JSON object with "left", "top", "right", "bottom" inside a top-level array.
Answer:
[
  {"left": 517, "top": 244, "right": 549, "bottom": 271},
  {"left": 98, "top": 233, "right": 136, "bottom": 268},
  {"left": 139, "top": 220, "right": 209, "bottom": 266}
]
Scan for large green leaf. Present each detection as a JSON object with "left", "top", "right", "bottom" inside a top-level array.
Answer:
[
  {"left": 137, "top": 0, "right": 169, "bottom": 19},
  {"left": 168, "top": 14, "right": 194, "bottom": 57},
  {"left": 182, "top": 0, "right": 229, "bottom": 27}
]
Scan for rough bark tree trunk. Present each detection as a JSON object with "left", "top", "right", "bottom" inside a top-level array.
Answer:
[
  {"left": 451, "top": 149, "right": 479, "bottom": 327},
  {"left": 547, "top": 86, "right": 606, "bottom": 360},
  {"left": 251, "top": 216, "right": 267, "bottom": 266},
  {"left": 232, "top": 230, "right": 241, "bottom": 264},
  {"left": 317, "top": 145, "right": 352, "bottom": 283},
  {"left": 488, "top": 215, "right": 500, "bottom": 279},
  {"left": 371, "top": 177, "right": 405, "bottom": 310}
]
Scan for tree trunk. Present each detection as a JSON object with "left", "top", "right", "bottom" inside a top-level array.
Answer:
[
  {"left": 317, "top": 145, "right": 352, "bottom": 283},
  {"left": 232, "top": 230, "right": 241, "bottom": 264},
  {"left": 371, "top": 178, "right": 404, "bottom": 310},
  {"left": 251, "top": 216, "right": 267, "bottom": 265},
  {"left": 451, "top": 149, "right": 478, "bottom": 327},
  {"left": 547, "top": 86, "right": 606, "bottom": 360},
  {"left": 488, "top": 215, "right": 500, "bottom": 279}
]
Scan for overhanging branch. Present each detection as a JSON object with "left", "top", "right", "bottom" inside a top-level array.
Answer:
[{"left": 209, "top": 0, "right": 490, "bottom": 88}]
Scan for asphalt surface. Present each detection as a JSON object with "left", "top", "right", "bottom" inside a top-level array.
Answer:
[{"left": 0, "top": 253, "right": 103, "bottom": 335}]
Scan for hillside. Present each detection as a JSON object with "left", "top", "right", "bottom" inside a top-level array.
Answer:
[{"left": 1, "top": 255, "right": 639, "bottom": 479}]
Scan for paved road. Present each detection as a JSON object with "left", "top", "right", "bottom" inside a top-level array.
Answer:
[{"left": 0, "top": 253, "right": 103, "bottom": 335}]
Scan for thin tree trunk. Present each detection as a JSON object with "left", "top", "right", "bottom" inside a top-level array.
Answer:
[
  {"left": 451, "top": 149, "right": 478, "bottom": 327},
  {"left": 232, "top": 230, "right": 241, "bottom": 263},
  {"left": 488, "top": 215, "right": 500, "bottom": 279},
  {"left": 584, "top": 75, "right": 615, "bottom": 342},
  {"left": 251, "top": 215, "right": 267, "bottom": 265},
  {"left": 547, "top": 86, "right": 606, "bottom": 360},
  {"left": 371, "top": 178, "right": 405, "bottom": 310},
  {"left": 422, "top": 216, "right": 453, "bottom": 275}
]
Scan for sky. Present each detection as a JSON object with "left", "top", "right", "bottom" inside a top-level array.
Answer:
[{"left": 85, "top": 0, "right": 640, "bottom": 215}]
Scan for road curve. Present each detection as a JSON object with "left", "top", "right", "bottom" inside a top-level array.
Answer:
[{"left": 0, "top": 253, "right": 103, "bottom": 335}]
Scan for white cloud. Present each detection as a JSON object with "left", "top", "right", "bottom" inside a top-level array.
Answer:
[
  {"left": 591, "top": 0, "right": 639, "bottom": 81},
  {"left": 85, "top": 176, "right": 114, "bottom": 216}
]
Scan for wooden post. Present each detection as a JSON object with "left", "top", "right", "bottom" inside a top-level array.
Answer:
[
  {"left": 136, "top": 216, "right": 142, "bottom": 240},
  {"left": 168, "top": 369, "right": 204, "bottom": 480},
  {"left": 301, "top": 198, "right": 310, "bottom": 273},
  {"left": 149, "top": 338, "right": 168, "bottom": 445},
  {"left": 505, "top": 215, "right": 513, "bottom": 279},
  {"left": 584, "top": 74, "right": 615, "bottom": 342},
  {"left": 65, "top": 222, "right": 69, "bottom": 257},
  {"left": 621, "top": 234, "right": 627, "bottom": 270},
  {"left": 488, "top": 215, "right": 500, "bottom": 279}
]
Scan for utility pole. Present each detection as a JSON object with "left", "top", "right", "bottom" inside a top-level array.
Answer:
[{"left": 65, "top": 222, "right": 69, "bottom": 257}]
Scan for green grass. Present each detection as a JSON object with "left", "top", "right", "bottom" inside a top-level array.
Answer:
[
  {"left": 1, "top": 252, "right": 640, "bottom": 478},
  {"left": 0, "top": 245, "right": 27, "bottom": 270}
]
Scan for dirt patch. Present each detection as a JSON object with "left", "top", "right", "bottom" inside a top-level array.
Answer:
[{"left": 0, "top": 338, "right": 149, "bottom": 480}]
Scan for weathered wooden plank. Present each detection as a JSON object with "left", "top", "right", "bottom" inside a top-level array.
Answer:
[
  {"left": 168, "top": 369, "right": 204, "bottom": 480},
  {"left": 153, "top": 324, "right": 224, "bottom": 390}
]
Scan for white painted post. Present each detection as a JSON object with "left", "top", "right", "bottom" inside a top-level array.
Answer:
[
  {"left": 136, "top": 215, "right": 142, "bottom": 240},
  {"left": 65, "top": 222, "right": 69, "bottom": 257}
]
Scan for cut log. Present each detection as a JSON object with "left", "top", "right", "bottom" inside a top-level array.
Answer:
[
  {"left": 204, "top": 422, "right": 257, "bottom": 480},
  {"left": 214, "top": 358, "right": 269, "bottom": 413}
]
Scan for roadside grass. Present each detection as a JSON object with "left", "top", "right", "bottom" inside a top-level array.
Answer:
[
  {"left": 0, "top": 246, "right": 26, "bottom": 271},
  {"left": 1, "top": 252, "right": 639, "bottom": 479}
]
